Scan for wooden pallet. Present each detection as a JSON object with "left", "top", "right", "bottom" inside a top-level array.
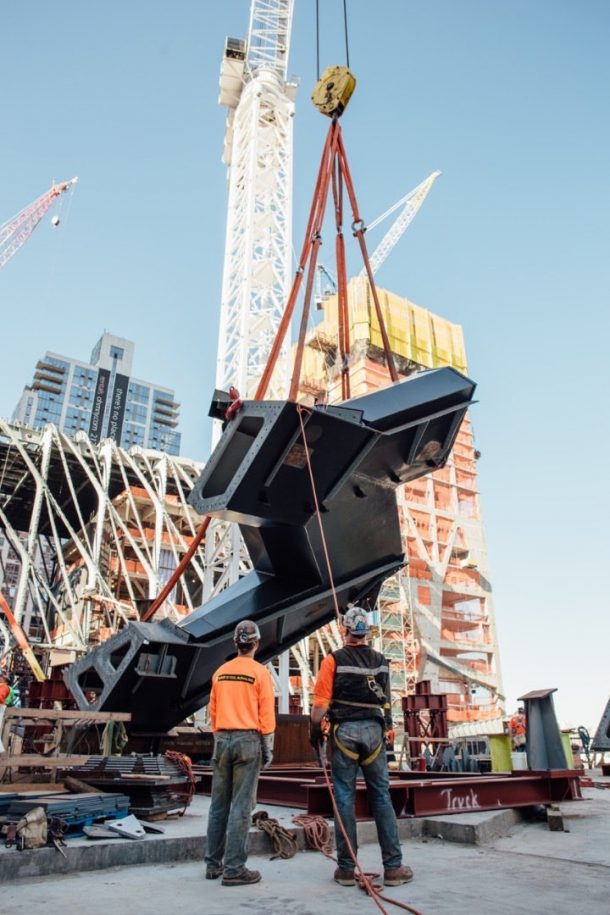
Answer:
[{"left": 0, "top": 708, "right": 131, "bottom": 782}]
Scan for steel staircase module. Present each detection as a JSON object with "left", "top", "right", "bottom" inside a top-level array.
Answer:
[{"left": 65, "top": 367, "right": 475, "bottom": 731}]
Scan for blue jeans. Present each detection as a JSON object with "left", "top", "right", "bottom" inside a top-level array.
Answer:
[
  {"left": 331, "top": 719, "right": 402, "bottom": 871},
  {"left": 205, "top": 730, "right": 261, "bottom": 877}
]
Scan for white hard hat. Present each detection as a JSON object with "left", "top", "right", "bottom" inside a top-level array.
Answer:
[
  {"left": 233, "top": 619, "right": 261, "bottom": 646},
  {"left": 342, "top": 606, "right": 369, "bottom": 636}
]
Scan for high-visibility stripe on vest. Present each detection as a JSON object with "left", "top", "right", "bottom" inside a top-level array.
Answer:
[{"left": 329, "top": 645, "right": 391, "bottom": 725}]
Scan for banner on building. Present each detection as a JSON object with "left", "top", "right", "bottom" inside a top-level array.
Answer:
[
  {"left": 89, "top": 369, "right": 110, "bottom": 443},
  {"left": 108, "top": 373, "right": 129, "bottom": 442}
]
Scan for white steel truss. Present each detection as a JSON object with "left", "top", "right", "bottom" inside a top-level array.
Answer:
[
  {"left": 0, "top": 420, "right": 204, "bottom": 650},
  {"left": 245, "top": 0, "right": 294, "bottom": 81}
]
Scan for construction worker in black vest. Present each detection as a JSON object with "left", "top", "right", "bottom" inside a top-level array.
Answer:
[{"left": 310, "top": 606, "right": 413, "bottom": 887}]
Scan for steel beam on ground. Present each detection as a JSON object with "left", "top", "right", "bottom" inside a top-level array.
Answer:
[{"left": 194, "top": 765, "right": 582, "bottom": 819}]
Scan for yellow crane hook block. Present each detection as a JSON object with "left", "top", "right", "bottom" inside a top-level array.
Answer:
[{"left": 311, "top": 65, "right": 356, "bottom": 117}]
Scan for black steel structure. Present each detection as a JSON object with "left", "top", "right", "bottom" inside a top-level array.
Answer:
[{"left": 65, "top": 367, "right": 476, "bottom": 731}]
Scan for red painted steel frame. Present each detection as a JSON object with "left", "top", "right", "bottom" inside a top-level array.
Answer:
[{"left": 195, "top": 766, "right": 582, "bottom": 819}]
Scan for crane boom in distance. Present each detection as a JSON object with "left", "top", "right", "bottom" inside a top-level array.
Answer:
[{"left": 0, "top": 177, "right": 78, "bottom": 271}]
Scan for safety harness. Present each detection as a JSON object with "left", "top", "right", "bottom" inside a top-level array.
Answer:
[{"left": 330, "top": 645, "right": 392, "bottom": 767}]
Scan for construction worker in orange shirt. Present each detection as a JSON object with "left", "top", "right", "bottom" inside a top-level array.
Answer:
[
  {"left": 509, "top": 707, "right": 527, "bottom": 752},
  {"left": 0, "top": 672, "right": 13, "bottom": 754},
  {"left": 310, "top": 606, "right": 413, "bottom": 888},
  {"left": 0, "top": 673, "right": 11, "bottom": 706},
  {"left": 205, "top": 619, "right": 275, "bottom": 887}
]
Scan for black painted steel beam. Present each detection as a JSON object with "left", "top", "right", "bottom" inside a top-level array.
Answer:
[{"left": 66, "top": 367, "right": 476, "bottom": 731}]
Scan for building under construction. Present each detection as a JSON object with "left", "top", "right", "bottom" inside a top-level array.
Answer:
[{"left": 297, "top": 277, "right": 504, "bottom": 733}]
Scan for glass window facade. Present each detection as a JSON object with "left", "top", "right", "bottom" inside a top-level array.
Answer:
[
  {"left": 148, "top": 426, "right": 181, "bottom": 454},
  {"left": 15, "top": 341, "right": 181, "bottom": 456},
  {"left": 128, "top": 382, "right": 150, "bottom": 405},
  {"left": 122, "top": 422, "right": 146, "bottom": 447}
]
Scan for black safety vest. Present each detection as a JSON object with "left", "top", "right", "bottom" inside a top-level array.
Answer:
[{"left": 329, "top": 644, "right": 392, "bottom": 725}]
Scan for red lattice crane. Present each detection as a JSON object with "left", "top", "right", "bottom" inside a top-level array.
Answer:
[{"left": 0, "top": 177, "right": 78, "bottom": 271}]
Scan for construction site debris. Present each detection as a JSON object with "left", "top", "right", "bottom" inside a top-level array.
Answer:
[
  {"left": 63, "top": 753, "right": 198, "bottom": 818},
  {"left": 4, "top": 792, "right": 129, "bottom": 834},
  {"left": 104, "top": 814, "right": 146, "bottom": 840},
  {"left": 14, "top": 806, "right": 47, "bottom": 849},
  {"left": 546, "top": 804, "right": 565, "bottom": 832}
]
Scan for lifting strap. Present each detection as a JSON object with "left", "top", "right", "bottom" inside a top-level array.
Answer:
[
  {"left": 143, "top": 112, "right": 399, "bottom": 626},
  {"left": 256, "top": 117, "right": 399, "bottom": 403}
]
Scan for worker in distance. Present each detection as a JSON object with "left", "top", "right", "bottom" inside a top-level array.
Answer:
[
  {"left": 0, "top": 671, "right": 17, "bottom": 753},
  {"left": 310, "top": 606, "right": 414, "bottom": 887},
  {"left": 205, "top": 619, "right": 275, "bottom": 886}
]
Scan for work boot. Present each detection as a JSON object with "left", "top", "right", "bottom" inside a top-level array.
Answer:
[
  {"left": 221, "top": 868, "right": 262, "bottom": 886},
  {"left": 334, "top": 867, "right": 356, "bottom": 886},
  {"left": 384, "top": 865, "right": 414, "bottom": 886},
  {"left": 205, "top": 865, "right": 223, "bottom": 880}
]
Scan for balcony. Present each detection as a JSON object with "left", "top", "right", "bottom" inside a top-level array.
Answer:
[
  {"left": 441, "top": 610, "right": 485, "bottom": 628},
  {"left": 35, "top": 360, "right": 65, "bottom": 375},
  {"left": 31, "top": 381, "right": 62, "bottom": 394},
  {"left": 152, "top": 414, "right": 179, "bottom": 429},
  {"left": 441, "top": 629, "right": 490, "bottom": 648}
]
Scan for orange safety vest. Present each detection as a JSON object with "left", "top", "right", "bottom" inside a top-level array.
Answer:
[{"left": 510, "top": 714, "right": 526, "bottom": 736}]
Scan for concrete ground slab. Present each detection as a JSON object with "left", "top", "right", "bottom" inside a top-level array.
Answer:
[
  {"left": 3, "top": 791, "right": 608, "bottom": 914},
  {"left": 490, "top": 789, "right": 610, "bottom": 868},
  {"left": 0, "top": 793, "right": 524, "bottom": 882},
  {"left": 2, "top": 792, "right": 609, "bottom": 915}
]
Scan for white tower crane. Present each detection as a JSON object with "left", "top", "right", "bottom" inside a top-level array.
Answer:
[
  {"left": 203, "top": 1, "right": 296, "bottom": 602},
  {"left": 215, "top": 0, "right": 296, "bottom": 403}
]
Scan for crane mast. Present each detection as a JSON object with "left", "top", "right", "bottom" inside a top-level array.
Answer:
[
  {"left": 215, "top": 0, "right": 296, "bottom": 403},
  {"left": 204, "top": 1, "right": 296, "bottom": 600}
]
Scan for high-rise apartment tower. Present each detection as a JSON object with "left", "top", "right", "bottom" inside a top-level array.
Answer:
[{"left": 12, "top": 333, "right": 181, "bottom": 455}]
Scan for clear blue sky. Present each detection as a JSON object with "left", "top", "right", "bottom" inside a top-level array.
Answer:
[{"left": 2, "top": 1, "right": 609, "bottom": 734}]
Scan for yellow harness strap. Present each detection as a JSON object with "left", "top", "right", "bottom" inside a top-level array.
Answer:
[{"left": 332, "top": 723, "right": 384, "bottom": 767}]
